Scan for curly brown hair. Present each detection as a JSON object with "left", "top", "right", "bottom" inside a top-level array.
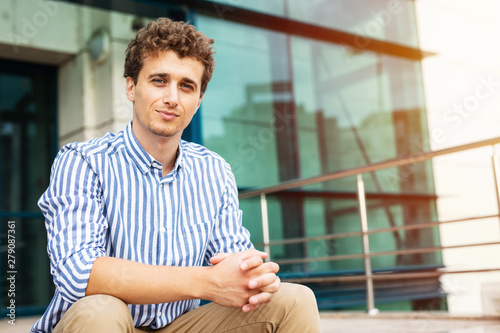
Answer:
[{"left": 124, "top": 17, "right": 215, "bottom": 94}]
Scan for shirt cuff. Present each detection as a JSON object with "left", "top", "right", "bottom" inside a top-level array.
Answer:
[{"left": 55, "top": 247, "right": 105, "bottom": 303}]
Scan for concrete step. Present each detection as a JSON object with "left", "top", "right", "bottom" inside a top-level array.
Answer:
[
  {"left": 320, "top": 312, "right": 500, "bottom": 333},
  {"left": 3, "top": 312, "right": 500, "bottom": 332}
]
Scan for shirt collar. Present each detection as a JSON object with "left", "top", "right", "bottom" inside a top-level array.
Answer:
[
  {"left": 124, "top": 121, "right": 184, "bottom": 174},
  {"left": 174, "top": 141, "right": 184, "bottom": 171}
]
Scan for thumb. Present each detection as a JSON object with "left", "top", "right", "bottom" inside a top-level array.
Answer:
[{"left": 209, "top": 252, "right": 230, "bottom": 265}]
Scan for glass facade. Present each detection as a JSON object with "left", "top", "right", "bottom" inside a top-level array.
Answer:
[
  {"left": 0, "top": 60, "right": 56, "bottom": 315},
  {"left": 198, "top": 1, "right": 442, "bottom": 309},
  {"left": 207, "top": 0, "right": 420, "bottom": 47}
]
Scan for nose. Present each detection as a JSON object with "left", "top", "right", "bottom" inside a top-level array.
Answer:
[{"left": 162, "top": 84, "right": 179, "bottom": 107}]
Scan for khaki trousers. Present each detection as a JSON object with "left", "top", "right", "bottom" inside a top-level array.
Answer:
[{"left": 53, "top": 283, "right": 321, "bottom": 332}]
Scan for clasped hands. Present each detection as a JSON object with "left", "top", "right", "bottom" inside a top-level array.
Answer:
[{"left": 208, "top": 249, "right": 280, "bottom": 312}]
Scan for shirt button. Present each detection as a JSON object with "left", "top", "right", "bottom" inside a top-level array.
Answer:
[
  {"left": 160, "top": 226, "right": 166, "bottom": 233},
  {"left": 157, "top": 311, "right": 162, "bottom": 317},
  {"left": 159, "top": 183, "right": 164, "bottom": 188}
]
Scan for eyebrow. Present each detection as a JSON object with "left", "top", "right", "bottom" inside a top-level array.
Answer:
[{"left": 147, "top": 73, "right": 198, "bottom": 90}]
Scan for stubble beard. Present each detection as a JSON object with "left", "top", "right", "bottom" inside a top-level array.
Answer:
[
  {"left": 133, "top": 110, "right": 183, "bottom": 139},
  {"left": 147, "top": 121, "right": 182, "bottom": 138}
]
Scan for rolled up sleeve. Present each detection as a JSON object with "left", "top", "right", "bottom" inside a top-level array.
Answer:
[
  {"left": 39, "top": 147, "right": 107, "bottom": 303},
  {"left": 204, "top": 162, "right": 253, "bottom": 264}
]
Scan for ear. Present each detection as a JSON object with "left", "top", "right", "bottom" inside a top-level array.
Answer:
[
  {"left": 195, "top": 93, "right": 204, "bottom": 111},
  {"left": 126, "top": 77, "right": 135, "bottom": 102}
]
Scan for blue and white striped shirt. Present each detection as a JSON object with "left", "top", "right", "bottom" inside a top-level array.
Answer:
[{"left": 31, "top": 122, "right": 253, "bottom": 332}]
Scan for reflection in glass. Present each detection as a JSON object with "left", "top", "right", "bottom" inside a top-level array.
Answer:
[
  {"left": 206, "top": 0, "right": 419, "bottom": 47},
  {"left": 198, "top": 3, "right": 442, "bottom": 309}
]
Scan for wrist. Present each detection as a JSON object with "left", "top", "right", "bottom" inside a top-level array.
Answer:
[{"left": 190, "top": 266, "right": 213, "bottom": 300}]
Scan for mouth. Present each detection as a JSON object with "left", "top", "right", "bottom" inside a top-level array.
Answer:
[{"left": 156, "top": 110, "right": 179, "bottom": 121}]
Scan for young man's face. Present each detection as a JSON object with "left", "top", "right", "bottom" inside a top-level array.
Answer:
[{"left": 127, "top": 50, "right": 204, "bottom": 141}]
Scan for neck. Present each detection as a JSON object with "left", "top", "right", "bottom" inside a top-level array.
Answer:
[{"left": 132, "top": 123, "right": 181, "bottom": 177}]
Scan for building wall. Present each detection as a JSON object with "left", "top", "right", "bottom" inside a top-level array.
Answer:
[{"left": 0, "top": 0, "right": 138, "bottom": 146}]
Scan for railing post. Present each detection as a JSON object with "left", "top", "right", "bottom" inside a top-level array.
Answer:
[
  {"left": 260, "top": 193, "right": 271, "bottom": 261},
  {"left": 491, "top": 146, "right": 500, "bottom": 231},
  {"left": 357, "top": 174, "right": 379, "bottom": 315}
]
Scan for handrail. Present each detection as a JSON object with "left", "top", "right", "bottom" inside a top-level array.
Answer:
[
  {"left": 236, "top": 135, "right": 500, "bottom": 314},
  {"left": 273, "top": 241, "right": 500, "bottom": 266},
  {"left": 282, "top": 267, "right": 500, "bottom": 284},
  {"left": 252, "top": 213, "right": 499, "bottom": 248},
  {"left": 239, "top": 136, "right": 500, "bottom": 199}
]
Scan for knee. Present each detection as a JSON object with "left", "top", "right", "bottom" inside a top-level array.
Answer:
[
  {"left": 278, "top": 282, "right": 317, "bottom": 307},
  {"left": 57, "top": 295, "right": 134, "bottom": 332},
  {"left": 73, "top": 294, "right": 131, "bottom": 322},
  {"left": 269, "top": 283, "right": 321, "bottom": 331}
]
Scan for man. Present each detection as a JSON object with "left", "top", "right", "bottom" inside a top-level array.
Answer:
[{"left": 32, "top": 17, "right": 321, "bottom": 332}]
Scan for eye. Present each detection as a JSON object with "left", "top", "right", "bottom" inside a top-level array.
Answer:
[
  {"left": 152, "top": 78, "right": 165, "bottom": 85},
  {"left": 181, "top": 83, "right": 194, "bottom": 90}
]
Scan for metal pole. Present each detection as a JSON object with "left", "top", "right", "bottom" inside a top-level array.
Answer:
[
  {"left": 491, "top": 146, "right": 500, "bottom": 233},
  {"left": 357, "top": 174, "right": 378, "bottom": 315},
  {"left": 260, "top": 193, "right": 271, "bottom": 261}
]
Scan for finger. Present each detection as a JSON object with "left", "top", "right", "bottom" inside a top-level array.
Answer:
[
  {"left": 240, "top": 255, "right": 264, "bottom": 271},
  {"left": 248, "top": 291, "right": 275, "bottom": 306},
  {"left": 249, "top": 274, "right": 280, "bottom": 291},
  {"left": 248, "top": 261, "right": 279, "bottom": 276},
  {"left": 209, "top": 252, "right": 231, "bottom": 265},
  {"left": 239, "top": 249, "right": 268, "bottom": 262},
  {"left": 258, "top": 276, "right": 281, "bottom": 293},
  {"left": 241, "top": 303, "right": 260, "bottom": 313},
  {"left": 264, "top": 261, "right": 279, "bottom": 273}
]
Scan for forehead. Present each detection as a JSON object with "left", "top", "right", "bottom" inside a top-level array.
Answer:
[{"left": 140, "top": 50, "right": 204, "bottom": 83}]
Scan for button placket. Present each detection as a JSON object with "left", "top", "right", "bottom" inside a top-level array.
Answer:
[{"left": 157, "top": 179, "right": 169, "bottom": 264}]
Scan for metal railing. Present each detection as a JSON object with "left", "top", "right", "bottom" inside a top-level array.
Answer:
[{"left": 239, "top": 136, "right": 500, "bottom": 313}]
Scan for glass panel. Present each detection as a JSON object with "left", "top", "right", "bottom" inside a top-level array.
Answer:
[
  {"left": 197, "top": 3, "right": 441, "bottom": 310},
  {"left": 198, "top": 12, "right": 439, "bottom": 259},
  {"left": 291, "top": 36, "right": 431, "bottom": 192},
  {"left": 239, "top": 197, "right": 264, "bottom": 246},
  {"left": 0, "top": 74, "right": 34, "bottom": 112},
  {"left": 0, "top": 63, "right": 56, "bottom": 213},
  {"left": 205, "top": 0, "right": 286, "bottom": 16},
  {"left": 199, "top": 16, "right": 431, "bottom": 190},
  {"left": 198, "top": 17, "right": 288, "bottom": 188},
  {"left": 206, "top": 0, "right": 419, "bottom": 48},
  {"left": 0, "top": 60, "right": 56, "bottom": 314},
  {"left": 287, "top": 0, "right": 419, "bottom": 48}
]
